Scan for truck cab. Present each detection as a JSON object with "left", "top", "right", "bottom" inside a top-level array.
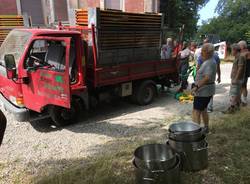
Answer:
[
  {"left": 0, "top": 29, "right": 87, "bottom": 126},
  {"left": 0, "top": 25, "right": 179, "bottom": 127}
]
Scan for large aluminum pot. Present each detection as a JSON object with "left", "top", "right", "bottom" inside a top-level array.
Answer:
[
  {"left": 133, "top": 155, "right": 181, "bottom": 184},
  {"left": 167, "top": 139, "right": 208, "bottom": 172},
  {"left": 134, "top": 144, "right": 177, "bottom": 171},
  {"left": 168, "top": 121, "right": 205, "bottom": 142}
]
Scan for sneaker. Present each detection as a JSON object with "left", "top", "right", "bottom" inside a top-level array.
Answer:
[
  {"left": 203, "top": 126, "right": 209, "bottom": 134},
  {"left": 207, "top": 108, "right": 213, "bottom": 113},
  {"left": 241, "top": 102, "right": 247, "bottom": 107},
  {"left": 223, "top": 106, "right": 236, "bottom": 114}
]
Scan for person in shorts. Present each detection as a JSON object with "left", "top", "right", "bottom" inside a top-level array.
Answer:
[
  {"left": 191, "top": 43, "right": 217, "bottom": 133},
  {"left": 197, "top": 52, "right": 221, "bottom": 112},
  {"left": 238, "top": 40, "right": 250, "bottom": 106},
  {"left": 0, "top": 109, "right": 7, "bottom": 146},
  {"left": 224, "top": 44, "right": 246, "bottom": 113}
]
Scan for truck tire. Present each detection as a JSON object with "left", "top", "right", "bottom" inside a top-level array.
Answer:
[
  {"left": 49, "top": 99, "right": 82, "bottom": 127},
  {"left": 132, "top": 80, "right": 157, "bottom": 105}
]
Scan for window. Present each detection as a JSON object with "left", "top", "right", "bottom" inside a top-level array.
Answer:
[
  {"left": 104, "top": 0, "right": 123, "bottom": 10},
  {"left": 0, "top": 30, "right": 31, "bottom": 67},
  {"left": 144, "top": 0, "right": 159, "bottom": 13},
  {"left": 25, "top": 40, "right": 66, "bottom": 72},
  {"left": 54, "top": 0, "right": 69, "bottom": 21}
]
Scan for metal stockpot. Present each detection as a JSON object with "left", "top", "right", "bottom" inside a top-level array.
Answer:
[
  {"left": 133, "top": 155, "right": 181, "bottom": 184},
  {"left": 168, "top": 121, "right": 205, "bottom": 142},
  {"left": 167, "top": 139, "right": 208, "bottom": 172},
  {"left": 134, "top": 144, "right": 177, "bottom": 171}
]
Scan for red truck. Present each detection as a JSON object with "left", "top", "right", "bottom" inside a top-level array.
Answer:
[{"left": 0, "top": 11, "right": 178, "bottom": 126}]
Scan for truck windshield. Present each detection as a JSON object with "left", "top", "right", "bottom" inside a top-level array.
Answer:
[{"left": 0, "top": 30, "right": 31, "bottom": 67}]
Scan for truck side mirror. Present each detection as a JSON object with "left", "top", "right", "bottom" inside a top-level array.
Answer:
[{"left": 4, "top": 54, "right": 17, "bottom": 79}]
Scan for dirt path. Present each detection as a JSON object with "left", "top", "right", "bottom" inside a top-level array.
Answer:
[{"left": 0, "top": 63, "right": 248, "bottom": 183}]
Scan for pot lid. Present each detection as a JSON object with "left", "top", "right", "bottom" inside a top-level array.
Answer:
[{"left": 169, "top": 121, "right": 201, "bottom": 133}]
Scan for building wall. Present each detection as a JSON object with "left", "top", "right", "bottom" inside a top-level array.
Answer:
[
  {"left": 0, "top": 0, "right": 18, "bottom": 15},
  {"left": 87, "top": 0, "right": 100, "bottom": 8},
  {"left": 125, "top": 0, "right": 144, "bottom": 13}
]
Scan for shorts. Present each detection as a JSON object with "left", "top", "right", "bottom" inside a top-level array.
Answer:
[
  {"left": 193, "top": 96, "right": 212, "bottom": 111},
  {"left": 229, "top": 83, "right": 241, "bottom": 97}
]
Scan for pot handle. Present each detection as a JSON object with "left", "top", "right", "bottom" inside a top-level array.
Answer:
[
  {"left": 142, "top": 170, "right": 164, "bottom": 182},
  {"left": 151, "top": 170, "right": 165, "bottom": 173},
  {"left": 142, "top": 177, "right": 155, "bottom": 182},
  {"left": 193, "top": 143, "right": 208, "bottom": 151},
  {"left": 194, "top": 147, "right": 207, "bottom": 151},
  {"left": 171, "top": 131, "right": 184, "bottom": 135}
]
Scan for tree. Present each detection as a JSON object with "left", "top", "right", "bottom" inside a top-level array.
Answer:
[
  {"left": 197, "top": 0, "right": 250, "bottom": 43},
  {"left": 160, "top": 0, "right": 209, "bottom": 40}
]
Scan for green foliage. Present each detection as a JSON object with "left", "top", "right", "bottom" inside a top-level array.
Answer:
[
  {"left": 246, "top": 31, "right": 250, "bottom": 43},
  {"left": 161, "top": 0, "right": 209, "bottom": 40},
  {"left": 198, "top": 0, "right": 250, "bottom": 43}
]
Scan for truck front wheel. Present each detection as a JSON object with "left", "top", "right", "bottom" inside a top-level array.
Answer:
[
  {"left": 132, "top": 80, "right": 157, "bottom": 105},
  {"left": 49, "top": 99, "right": 82, "bottom": 127}
]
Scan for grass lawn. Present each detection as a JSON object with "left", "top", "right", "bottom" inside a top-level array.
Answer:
[{"left": 9, "top": 108, "right": 250, "bottom": 184}]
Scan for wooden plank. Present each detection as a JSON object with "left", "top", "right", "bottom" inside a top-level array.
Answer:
[
  {"left": 100, "top": 15, "right": 161, "bottom": 22},
  {"left": 100, "top": 20, "right": 161, "bottom": 25},
  {"left": 100, "top": 24, "right": 160, "bottom": 28},
  {"left": 100, "top": 10, "right": 161, "bottom": 18}
]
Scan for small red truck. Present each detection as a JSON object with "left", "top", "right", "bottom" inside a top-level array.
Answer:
[{"left": 0, "top": 10, "right": 178, "bottom": 126}]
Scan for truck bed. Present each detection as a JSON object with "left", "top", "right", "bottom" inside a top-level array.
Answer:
[{"left": 86, "top": 58, "right": 178, "bottom": 87}]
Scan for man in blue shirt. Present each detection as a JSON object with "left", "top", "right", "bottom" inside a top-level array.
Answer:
[{"left": 196, "top": 52, "right": 221, "bottom": 112}]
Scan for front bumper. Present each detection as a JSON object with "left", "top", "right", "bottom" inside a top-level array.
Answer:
[{"left": 0, "top": 93, "right": 30, "bottom": 122}]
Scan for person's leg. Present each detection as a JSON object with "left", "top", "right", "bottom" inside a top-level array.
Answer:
[
  {"left": 241, "top": 78, "right": 248, "bottom": 105},
  {"left": 0, "top": 110, "right": 7, "bottom": 146},
  {"left": 192, "top": 109, "right": 201, "bottom": 124},
  {"left": 207, "top": 96, "right": 213, "bottom": 112},
  {"left": 201, "top": 109, "right": 209, "bottom": 126}
]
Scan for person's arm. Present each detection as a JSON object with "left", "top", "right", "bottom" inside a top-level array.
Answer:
[
  {"left": 192, "top": 63, "right": 213, "bottom": 93},
  {"left": 196, "top": 56, "right": 202, "bottom": 71},
  {"left": 196, "top": 75, "right": 210, "bottom": 88},
  {"left": 192, "top": 75, "right": 210, "bottom": 94},
  {"left": 216, "top": 62, "right": 221, "bottom": 83},
  {"left": 215, "top": 54, "right": 221, "bottom": 83}
]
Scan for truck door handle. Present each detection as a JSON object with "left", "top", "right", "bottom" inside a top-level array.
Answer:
[{"left": 110, "top": 71, "right": 118, "bottom": 75}]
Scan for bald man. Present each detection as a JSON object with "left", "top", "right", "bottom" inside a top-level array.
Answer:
[{"left": 238, "top": 40, "right": 250, "bottom": 106}]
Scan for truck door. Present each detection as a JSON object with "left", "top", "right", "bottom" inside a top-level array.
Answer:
[{"left": 21, "top": 37, "right": 71, "bottom": 112}]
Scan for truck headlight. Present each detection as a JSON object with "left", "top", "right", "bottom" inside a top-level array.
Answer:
[{"left": 9, "top": 96, "right": 24, "bottom": 107}]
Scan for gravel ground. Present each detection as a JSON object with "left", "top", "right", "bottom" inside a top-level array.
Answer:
[{"left": 0, "top": 63, "right": 249, "bottom": 183}]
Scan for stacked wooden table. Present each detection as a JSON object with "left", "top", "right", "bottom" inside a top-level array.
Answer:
[{"left": 0, "top": 15, "right": 24, "bottom": 45}]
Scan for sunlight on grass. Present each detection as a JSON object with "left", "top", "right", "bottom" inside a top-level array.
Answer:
[{"left": 11, "top": 108, "right": 250, "bottom": 184}]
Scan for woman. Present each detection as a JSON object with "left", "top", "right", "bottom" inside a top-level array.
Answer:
[{"left": 192, "top": 43, "right": 217, "bottom": 133}]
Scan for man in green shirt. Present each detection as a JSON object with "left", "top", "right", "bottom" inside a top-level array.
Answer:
[{"left": 224, "top": 44, "right": 246, "bottom": 113}]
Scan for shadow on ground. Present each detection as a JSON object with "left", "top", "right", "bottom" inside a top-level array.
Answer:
[{"left": 30, "top": 83, "right": 232, "bottom": 134}]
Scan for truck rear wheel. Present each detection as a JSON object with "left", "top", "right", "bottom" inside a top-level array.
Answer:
[
  {"left": 49, "top": 99, "right": 82, "bottom": 127},
  {"left": 132, "top": 80, "right": 157, "bottom": 105}
]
